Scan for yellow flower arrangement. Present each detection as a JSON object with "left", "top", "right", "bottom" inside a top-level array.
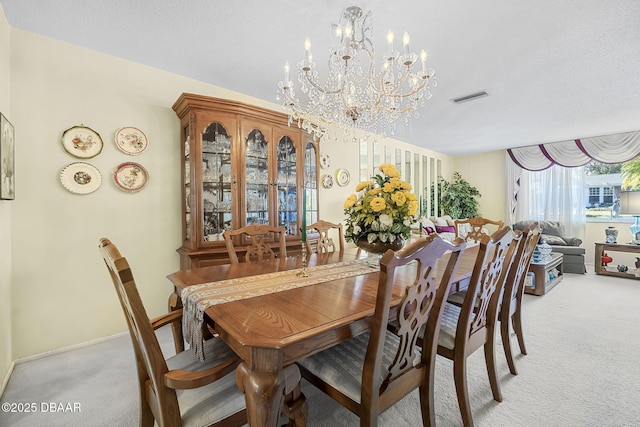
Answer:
[{"left": 344, "top": 163, "right": 418, "bottom": 245}]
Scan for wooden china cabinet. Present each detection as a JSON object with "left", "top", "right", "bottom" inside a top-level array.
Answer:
[{"left": 172, "top": 93, "right": 318, "bottom": 268}]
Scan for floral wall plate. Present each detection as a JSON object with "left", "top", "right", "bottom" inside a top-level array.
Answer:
[
  {"left": 319, "top": 153, "right": 331, "bottom": 169},
  {"left": 335, "top": 168, "right": 350, "bottom": 187},
  {"left": 114, "top": 162, "right": 149, "bottom": 192},
  {"left": 60, "top": 162, "right": 102, "bottom": 194},
  {"left": 61, "top": 125, "right": 104, "bottom": 159},
  {"left": 321, "top": 174, "right": 334, "bottom": 189},
  {"left": 115, "top": 126, "right": 148, "bottom": 155}
]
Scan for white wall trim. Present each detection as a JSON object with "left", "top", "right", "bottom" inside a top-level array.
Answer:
[{"left": 0, "top": 359, "right": 15, "bottom": 400}]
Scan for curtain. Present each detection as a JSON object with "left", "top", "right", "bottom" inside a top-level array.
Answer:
[
  {"left": 507, "top": 130, "right": 640, "bottom": 171},
  {"left": 505, "top": 130, "right": 638, "bottom": 237},
  {"left": 506, "top": 154, "right": 586, "bottom": 238}
]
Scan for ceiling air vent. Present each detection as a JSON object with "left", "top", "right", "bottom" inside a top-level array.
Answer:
[{"left": 451, "top": 91, "right": 489, "bottom": 104}]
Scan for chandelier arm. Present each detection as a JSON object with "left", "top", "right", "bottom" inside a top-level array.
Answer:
[{"left": 301, "top": 72, "right": 346, "bottom": 96}]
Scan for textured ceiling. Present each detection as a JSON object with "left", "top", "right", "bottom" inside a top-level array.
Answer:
[{"left": 2, "top": 0, "right": 640, "bottom": 156}]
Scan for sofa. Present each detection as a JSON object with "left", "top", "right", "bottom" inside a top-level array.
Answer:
[
  {"left": 513, "top": 220, "right": 586, "bottom": 274},
  {"left": 412, "top": 215, "right": 457, "bottom": 242}
]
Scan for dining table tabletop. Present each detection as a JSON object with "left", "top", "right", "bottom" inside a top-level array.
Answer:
[{"left": 167, "top": 243, "right": 479, "bottom": 427}]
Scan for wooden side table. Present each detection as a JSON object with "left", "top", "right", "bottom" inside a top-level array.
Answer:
[
  {"left": 594, "top": 242, "right": 640, "bottom": 279},
  {"left": 525, "top": 252, "right": 563, "bottom": 296}
]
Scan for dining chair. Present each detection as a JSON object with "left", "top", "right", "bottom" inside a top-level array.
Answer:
[
  {"left": 223, "top": 223, "right": 287, "bottom": 264},
  {"left": 430, "top": 226, "right": 517, "bottom": 427},
  {"left": 305, "top": 219, "right": 345, "bottom": 254},
  {"left": 499, "top": 222, "right": 540, "bottom": 375},
  {"left": 98, "top": 238, "right": 305, "bottom": 427},
  {"left": 454, "top": 217, "right": 505, "bottom": 243},
  {"left": 297, "top": 234, "right": 467, "bottom": 427}
]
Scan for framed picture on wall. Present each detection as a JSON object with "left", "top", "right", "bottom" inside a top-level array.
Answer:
[{"left": 0, "top": 113, "right": 15, "bottom": 200}]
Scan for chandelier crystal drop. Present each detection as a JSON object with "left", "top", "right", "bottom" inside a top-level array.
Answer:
[{"left": 277, "top": 6, "right": 436, "bottom": 141}]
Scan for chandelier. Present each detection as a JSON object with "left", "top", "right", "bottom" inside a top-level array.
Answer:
[{"left": 277, "top": 6, "right": 436, "bottom": 141}]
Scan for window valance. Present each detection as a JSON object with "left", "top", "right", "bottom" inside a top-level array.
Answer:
[{"left": 507, "top": 130, "right": 640, "bottom": 171}]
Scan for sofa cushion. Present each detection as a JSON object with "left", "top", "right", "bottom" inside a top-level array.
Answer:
[
  {"left": 540, "top": 235, "right": 567, "bottom": 246},
  {"left": 436, "top": 225, "right": 455, "bottom": 234},
  {"left": 551, "top": 246, "right": 586, "bottom": 256}
]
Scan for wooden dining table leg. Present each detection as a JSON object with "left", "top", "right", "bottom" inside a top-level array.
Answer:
[
  {"left": 167, "top": 291, "right": 184, "bottom": 353},
  {"left": 236, "top": 348, "right": 305, "bottom": 427}
]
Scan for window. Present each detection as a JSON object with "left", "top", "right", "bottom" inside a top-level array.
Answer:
[
  {"left": 603, "top": 187, "right": 614, "bottom": 205},
  {"left": 588, "top": 187, "right": 600, "bottom": 206}
]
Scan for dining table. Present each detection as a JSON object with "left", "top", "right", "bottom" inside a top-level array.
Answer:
[{"left": 167, "top": 243, "right": 479, "bottom": 427}]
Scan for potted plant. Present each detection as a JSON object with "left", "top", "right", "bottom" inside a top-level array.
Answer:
[{"left": 430, "top": 171, "right": 481, "bottom": 219}]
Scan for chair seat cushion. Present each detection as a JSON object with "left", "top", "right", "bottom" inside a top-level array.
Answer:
[
  {"left": 167, "top": 337, "right": 246, "bottom": 427},
  {"left": 438, "top": 303, "right": 462, "bottom": 350},
  {"left": 297, "top": 331, "right": 418, "bottom": 404}
]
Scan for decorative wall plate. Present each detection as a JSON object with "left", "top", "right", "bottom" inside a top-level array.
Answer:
[
  {"left": 319, "top": 153, "right": 331, "bottom": 169},
  {"left": 335, "top": 168, "right": 350, "bottom": 187},
  {"left": 61, "top": 125, "right": 104, "bottom": 159},
  {"left": 115, "top": 126, "right": 148, "bottom": 155},
  {"left": 114, "top": 162, "right": 149, "bottom": 192},
  {"left": 60, "top": 162, "right": 102, "bottom": 194},
  {"left": 321, "top": 174, "right": 334, "bottom": 189}
]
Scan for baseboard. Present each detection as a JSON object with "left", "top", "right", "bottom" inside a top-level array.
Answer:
[
  {"left": 0, "top": 360, "right": 15, "bottom": 400},
  {"left": 12, "top": 331, "right": 128, "bottom": 366}
]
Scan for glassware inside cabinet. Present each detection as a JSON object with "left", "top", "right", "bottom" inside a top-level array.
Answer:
[
  {"left": 201, "top": 122, "right": 232, "bottom": 242},
  {"left": 277, "top": 136, "right": 297, "bottom": 235},
  {"left": 245, "top": 129, "right": 269, "bottom": 225}
]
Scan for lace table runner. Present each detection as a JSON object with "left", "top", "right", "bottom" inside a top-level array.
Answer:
[{"left": 182, "top": 259, "right": 378, "bottom": 361}]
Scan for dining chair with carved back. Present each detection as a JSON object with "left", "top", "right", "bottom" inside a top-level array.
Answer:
[
  {"left": 428, "top": 226, "right": 517, "bottom": 427},
  {"left": 499, "top": 222, "right": 539, "bottom": 375},
  {"left": 98, "top": 237, "right": 246, "bottom": 427},
  {"left": 305, "top": 219, "right": 345, "bottom": 254},
  {"left": 223, "top": 223, "right": 287, "bottom": 264},
  {"left": 454, "top": 217, "right": 505, "bottom": 243},
  {"left": 446, "top": 223, "right": 540, "bottom": 375},
  {"left": 296, "top": 234, "right": 467, "bottom": 427}
]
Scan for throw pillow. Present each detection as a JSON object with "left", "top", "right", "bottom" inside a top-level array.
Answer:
[
  {"left": 430, "top": 216, "right": 449, "bottom": 226},
  {"left": 424, "top": 226, "right": 435, "bottom": 234},
  {"left": 435, "top": 225, "right": 455, "bottom": 234},
  {"left": 541, "top": 235, "right": 567, "bottom": 245}
]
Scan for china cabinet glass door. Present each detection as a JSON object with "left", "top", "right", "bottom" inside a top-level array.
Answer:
[
  {"left": 245, "top": 128, "right": 269, "bottom": 226},
  {"left": 183, "top": 128, "right": 191, "bottom": 242},
  {"left": 277, "top": 135, "right": 297, "bottom": 235},
  {"left": 304, "top": 141, "right": 318, "bottom": 225},
  {"left": 201, "top": 122, "right": 232, "bottom": 242}
]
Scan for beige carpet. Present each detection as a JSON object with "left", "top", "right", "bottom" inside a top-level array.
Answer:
[{"left": 2, "top": 270, "right": 639, "bottom": 426}]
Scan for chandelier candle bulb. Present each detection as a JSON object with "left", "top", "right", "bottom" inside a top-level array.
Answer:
[
  {"left": 403, "top": 32, "right": 410, "bottom": 54},
  {"left": 421, "top": 50, "right": 427, "bottom": 70},
  {"left": 284, "top": 62, "right": 290, "bottom": 84},
  {"left": 304, "top": 37, "right": 311, "bottom": 60}
]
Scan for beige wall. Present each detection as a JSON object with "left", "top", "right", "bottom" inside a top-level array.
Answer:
[
  {"left": 3, "top": 26, "right": 455, "bottom": 365},
  {"left": 453, "top": 150, "right": 507, "bottom": 222},
  {"left": 0, "top": 5, "right": 13, "bottom": 388}
]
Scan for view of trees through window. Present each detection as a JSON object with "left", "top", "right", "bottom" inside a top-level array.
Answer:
[{"left": 586, "top": 158, "right": 640, "bottom": 220}]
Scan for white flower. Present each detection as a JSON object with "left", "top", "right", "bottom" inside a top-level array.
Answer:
[
  {"left": 379, "top": 214, "right": 393, "bottom": 228},
  {"left": 353, "top": 225, "right": 361, "bottom": 234},
  {"left": 404, "top": 219, "right": 412, "bottom": 226},
  {"left": 419, "top": 216, "right": 427, "bottom": 224}
]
